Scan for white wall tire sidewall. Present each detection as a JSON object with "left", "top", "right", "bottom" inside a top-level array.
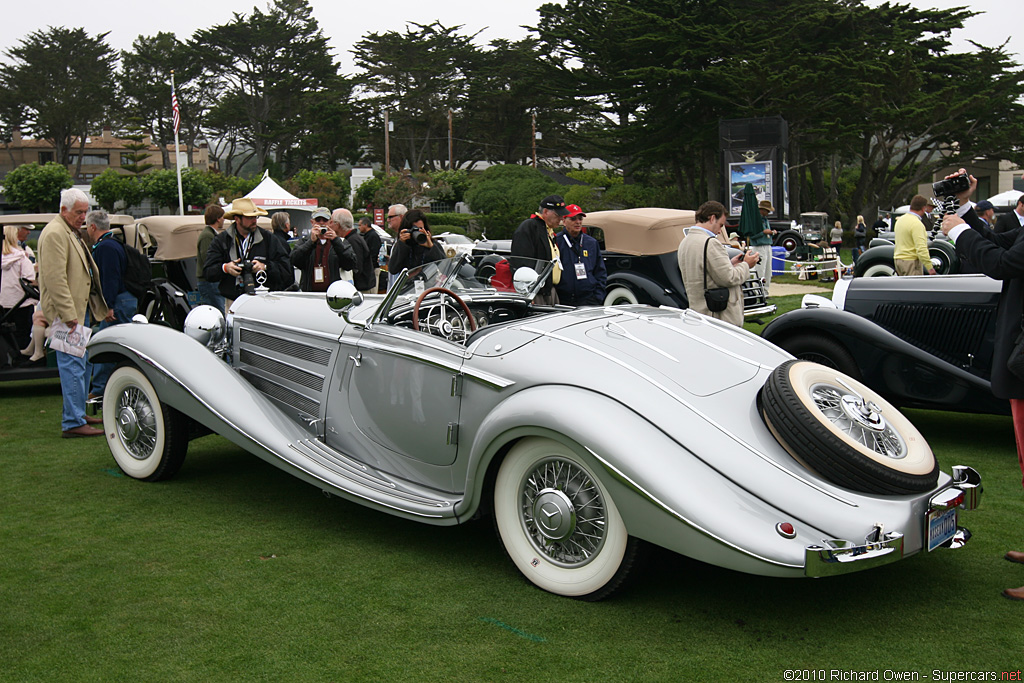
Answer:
[
  {"left": 494, "top": 437, "right": 628, "bottom": 598},
  {"left": 604, "top": 287, "right": 638, "bottom": 306},
  {"left": 784, "top": 362, "right": 933, "bottom": 475},
  {"left": 103, "top": 366, "right": 167, "bottom": 480},
  {"left": 861, "top": 263, "right": 895, "bottom": 277}
]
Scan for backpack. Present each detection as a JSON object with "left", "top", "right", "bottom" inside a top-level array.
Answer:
[{"left": 111, "top": 230, "right": 153, "bottom": 298}]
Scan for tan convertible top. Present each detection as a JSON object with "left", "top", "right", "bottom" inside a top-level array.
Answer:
[
  {"left": 2, "top": 213, "right": 134, "bottom": 227},
  {"left": 131, "top": 214, "right": 271, "bottom": 261},
  {"left": 583, "top": 208, "right": 696, "bottom": 256}
]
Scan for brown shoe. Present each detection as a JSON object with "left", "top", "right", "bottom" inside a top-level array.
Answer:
[
  {"left": 61, "top": 425, "right": 104, "bottom": 438},
  {"left": 1002, "top": 587, "right": 1024, "bottom": 601},
  {"left": 1005, "top": 551, "right": 1024, "bottom": 565},
  {"left": 84, "top": 416, "right": 103, "bottom": 425}
]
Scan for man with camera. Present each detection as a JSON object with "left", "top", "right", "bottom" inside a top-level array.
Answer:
[
  {"left": 994, "top": 194, "right": 1024, "bottom": 234},
  {"left": 893, "top": 195, "right": 937, "bottom": 276},
  {"left": 291, "top": 207, "right": 357, "bottom": 293},
  {"left": 203, "top": 198, "right": 291, "bottom": 306},
  {"left": 678, "top": 200, "right": 759, "bottom": 327}
]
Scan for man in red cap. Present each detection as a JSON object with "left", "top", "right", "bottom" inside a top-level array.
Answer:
[{"left": 554, "top": 204, "right": 606, "bottom": 306}]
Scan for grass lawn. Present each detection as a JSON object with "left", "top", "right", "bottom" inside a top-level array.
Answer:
[{"left": 3, "top": 366, "right": 1023, "bottom": 678}]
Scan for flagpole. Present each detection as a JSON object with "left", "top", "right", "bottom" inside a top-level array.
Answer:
[{"left": 171, "top": 70, "right": 184, "bottom": 215}]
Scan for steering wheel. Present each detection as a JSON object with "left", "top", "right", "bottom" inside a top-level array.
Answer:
[{"left": 412, "top": 286, "right": 477, "bottom": 340}]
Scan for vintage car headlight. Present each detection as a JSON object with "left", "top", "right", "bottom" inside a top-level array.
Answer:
[{"left": 183, "top": 305, "right": 226, "bottom": 350}]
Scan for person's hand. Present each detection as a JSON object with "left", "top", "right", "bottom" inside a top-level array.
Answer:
[
  {"left": 311, "top": 226, "right": 322, "bottom": 240},
  {"left": 67, "top": 319, "right": 78, "bottom": 331},
  {"left": 927, "top": 268, "right": 937, "bottom": 275},
  {"left": 420, "top": 227, "right": 433, "bottom": 248},
  {"left": 323, "top": 227, "right": 337, "bottom": 241},
  {"left": 398, "top": 229, "right": 411, "bottom": 243},
  {"left": 945, "top": 167, "right": 977, "bottom": 205},
  {"left": 104, "top": 310, "right": 115, "bottom": 323},
  {"left": 251, "top": 260, "right": 266, "bottom": 273},
  {"left": 223, "top": 260, "right": 242, "bottom": 277},
  {"left": 743, "top": 250, "right": 760, "bottom": 267},
  {"left": 941, "top": 213, "right": 965, "bottom": 236}
]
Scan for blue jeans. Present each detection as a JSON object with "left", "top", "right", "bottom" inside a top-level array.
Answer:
[
  {"left": 197, "top": 280, "right": 225, "bottom": 315},
  {"left": 89, "top": 291, "right": 138, "bottom": 397},
  {"left": 58, "top": 311, "right": 91, "bottom": 431}
]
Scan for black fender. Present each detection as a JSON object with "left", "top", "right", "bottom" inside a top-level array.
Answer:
[
  {"left": 761, "top": 307, "right": 1006, "bottom": 414},
  {"left": 853, "top": 245, "right": 895, "bottom": 276},
  {"left": 605, "top": 272, "right": 686, "bottom": 308},
  {"left": 140, "top": 279, "right": 192, "bottom": 329}
]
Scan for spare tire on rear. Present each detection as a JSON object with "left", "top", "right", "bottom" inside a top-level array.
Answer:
[{"left": 760, "top": 360, "right": 938, "bottom": 495}]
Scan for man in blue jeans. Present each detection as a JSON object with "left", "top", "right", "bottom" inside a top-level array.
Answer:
[
  {"left": 86, "top": 209, "right": 138, "bottom": 399},
  {"left": 37, "top": 188, "right": 109, "bottom": 437}
]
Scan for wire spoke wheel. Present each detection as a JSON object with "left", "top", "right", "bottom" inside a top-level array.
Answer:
[
  {"left": 520, "top": 457, "right": 607, "bottom": 567},
  {"left": 809, "top": 384, "right": 906, "bottom": 460}
]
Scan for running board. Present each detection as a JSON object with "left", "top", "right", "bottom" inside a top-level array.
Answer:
[{"left": 286, "top": 439, "right": 461, "bottom": 520}]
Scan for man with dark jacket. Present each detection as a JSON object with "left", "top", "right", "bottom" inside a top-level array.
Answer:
[
  {"left": 940, "top": 168, "right": 1024, "bottom": 602},
  {"left": 203, "top": 198, "right": 291, "bottom": 304},
  {"left": 332, "top": 209, "right": 374, "bottom": 293},
  {"left": 358, "top": 216, "right": 383, "bottom": 292},
  {"left": 511, "top": 195, "right": 567, "bottom": 305},
  {"left": 554, "top": 204, "right": 605, "bottom": 306},
  {"left": 994, "top": 195, "right": 1024, "bottom": 234},
  {"left": 291, "top": 208, "right": 357, "bottom": 292}
]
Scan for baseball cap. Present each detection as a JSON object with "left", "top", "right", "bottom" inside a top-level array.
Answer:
[
  {"left": 311, "top": 207, "right": 331, "bottom": 221},
  {"left": 539, "top": 195, "right": 569, "bottom": 217},
  {"left": 975, "top": 200, "right": 994, "bottom": 212},
  {"left": 565, "top": 204, "right": 586, "bottom": 218}
]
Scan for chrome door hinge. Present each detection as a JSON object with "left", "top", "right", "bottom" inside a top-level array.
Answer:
[
  {"left": 446, "top": 422, "right": 459, "bottom": 446},
  {"left": 450, "top": 374, "right": 463, "bottom": 397}
]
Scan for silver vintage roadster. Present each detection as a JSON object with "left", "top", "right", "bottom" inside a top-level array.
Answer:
[{"left": 87, "top": 254, "right": 982, "bottom": 600}]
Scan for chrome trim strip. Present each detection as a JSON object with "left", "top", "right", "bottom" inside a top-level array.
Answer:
[
  {"left": 356, "top": 336, "right": 515, "bottom": 390},
  {"left": 587, "top": 447, "right": 801, "bottom": 569},
  {"left": 238, "top": 347, "right": 327, "bottom": 384},
  {"left": 520, "top": 326, "right": 857, "bottom": 506},
  {"left": 117, "top": 343, "right": 450, "bottom": 519}
]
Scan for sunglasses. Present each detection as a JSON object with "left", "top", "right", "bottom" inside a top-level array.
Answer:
[
  {"left": 387, "top": 214, "right": 399, "bottom": 219},
  {"left": 313, "top": 217, "right": 329, "bottom": 222}
]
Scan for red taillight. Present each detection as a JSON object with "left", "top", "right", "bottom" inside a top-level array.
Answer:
[{"left": 776, "top": 522, "right": 796, "bottom": 538}]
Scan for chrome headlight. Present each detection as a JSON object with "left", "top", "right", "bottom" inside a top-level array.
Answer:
[{"left": 183, "top": 305, "right": 226, "bottom": 350}]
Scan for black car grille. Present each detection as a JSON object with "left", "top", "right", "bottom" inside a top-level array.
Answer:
[
  {"left": 871, "top": 303, "right": 992, "bottom": 368},
  {"left": 742, "top": 278, "right": 770, "bottom": 308}
]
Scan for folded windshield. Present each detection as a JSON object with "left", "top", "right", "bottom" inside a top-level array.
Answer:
[{"left": 388, "top": 253, "right": 554, "bottom": 309}]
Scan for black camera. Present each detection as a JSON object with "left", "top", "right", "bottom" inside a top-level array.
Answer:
[
  {"left": 238, "top": 260, "right": 256, "bottom": 296},
  {"left": 932, "top": 173, "right": 970, "bottom": 198},
  {"left": 407, "top": 227, "right": 429, "bottom": 246}
]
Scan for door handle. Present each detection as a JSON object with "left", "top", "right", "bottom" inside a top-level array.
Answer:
[{"left": 349, "top": 353, "right": 361, "bottom": 367}]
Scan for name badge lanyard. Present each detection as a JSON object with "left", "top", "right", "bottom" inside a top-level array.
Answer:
[{"left": 564, "top": 233, "right": 587, "bottom": 279}]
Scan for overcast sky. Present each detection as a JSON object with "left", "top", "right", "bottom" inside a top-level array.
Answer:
[{"left": 1, "top": 0, "right": 1020, "bottom": 75}]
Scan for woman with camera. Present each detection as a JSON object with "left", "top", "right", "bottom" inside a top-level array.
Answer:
[{"left": 388, "top": 210, "right": 445, "bottom": 288}]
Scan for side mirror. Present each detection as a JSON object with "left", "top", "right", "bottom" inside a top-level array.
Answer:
[{"left": 326, "top": 280, "right": 364, "bottom": 324}]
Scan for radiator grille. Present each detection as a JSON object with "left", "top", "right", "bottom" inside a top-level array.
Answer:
[
  {"left": 240, "top": 369, "right": 318, "bottom": 417},
  {"left": 872, "top": 303, "right": 992, "bottom": 367},
  {"left": 240, "top": 328, "right": 331, "bottom": 366},
  {"left": 239, "top": 349, "right": 324, "bottom": 392}
]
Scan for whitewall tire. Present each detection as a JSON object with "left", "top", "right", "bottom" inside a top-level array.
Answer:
[
  {"left": 494, "top": 437, "right": 638, "bottom": 600},
  {"left": 603, "top": 286, "right": 639, "bottom": 306},
  {"left": 103, "top": 365, "right": 188, "bottom": 481}
]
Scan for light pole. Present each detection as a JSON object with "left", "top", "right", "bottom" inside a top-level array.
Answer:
[{"left": 384, "top": 111, "right": 392, "bottom": 175}]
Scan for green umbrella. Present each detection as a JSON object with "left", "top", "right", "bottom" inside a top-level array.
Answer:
[{"left": 737, "top": 182, "right": 762, "bottom": 241}]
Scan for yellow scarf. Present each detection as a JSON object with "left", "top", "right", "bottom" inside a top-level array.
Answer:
[{"left": 548, "top": 227, "right": 561, "bottom": 284}]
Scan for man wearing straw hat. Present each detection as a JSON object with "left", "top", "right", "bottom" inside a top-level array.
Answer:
[{"left": 203, "top": 197, "right": 291, "bottom": 307}]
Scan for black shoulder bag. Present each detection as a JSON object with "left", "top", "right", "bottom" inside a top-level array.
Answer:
[{"left": 702, "top": 237, "right": 730, "bottom": 312}]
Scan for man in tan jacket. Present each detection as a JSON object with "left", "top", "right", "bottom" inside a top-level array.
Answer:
[
  {"left": 678, "top": 200, "right": 759, "bottom": 327},
  {"left": 37, "top": 188, "right": 109, "bottom": 437}
]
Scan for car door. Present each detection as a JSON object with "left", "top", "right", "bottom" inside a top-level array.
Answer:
[{"left": 331, "top": 324, "right": 464, "bottom": 467}]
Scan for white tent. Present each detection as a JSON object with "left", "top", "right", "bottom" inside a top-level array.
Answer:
[
  {"left": 224, "top": 171, "right": 321, "bottom": 237},
  {"left": 986, "top": 189, "right": 1023, "bottom": 207}
]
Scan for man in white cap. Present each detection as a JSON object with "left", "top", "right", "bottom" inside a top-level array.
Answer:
[{"left": 203, "top": 198, "right": 291, "bottom": 306}]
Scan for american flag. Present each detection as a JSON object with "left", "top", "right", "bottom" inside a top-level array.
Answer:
[{"left": 171, "top": 85, "right": 180, "bottom": 134}]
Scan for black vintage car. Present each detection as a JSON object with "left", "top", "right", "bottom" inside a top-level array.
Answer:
[
  {"left": 761, "top": 274, "right": 1008, "bottom": 415},
  {"left": 583, "top": 208, "right": 776, "bottom": 318}
]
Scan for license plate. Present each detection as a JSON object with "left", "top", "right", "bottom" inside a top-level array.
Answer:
[{"left": 927, "top": 507, "right": 958, "bottom": 551}]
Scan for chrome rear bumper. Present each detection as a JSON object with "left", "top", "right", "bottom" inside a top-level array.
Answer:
[{"left": 804, "top": 466, "right": 982, "bottom": 577}]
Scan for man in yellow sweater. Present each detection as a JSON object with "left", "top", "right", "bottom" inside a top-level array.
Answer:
[{"left": 894, "top": 195, "right": 937, "bottom": 276}]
